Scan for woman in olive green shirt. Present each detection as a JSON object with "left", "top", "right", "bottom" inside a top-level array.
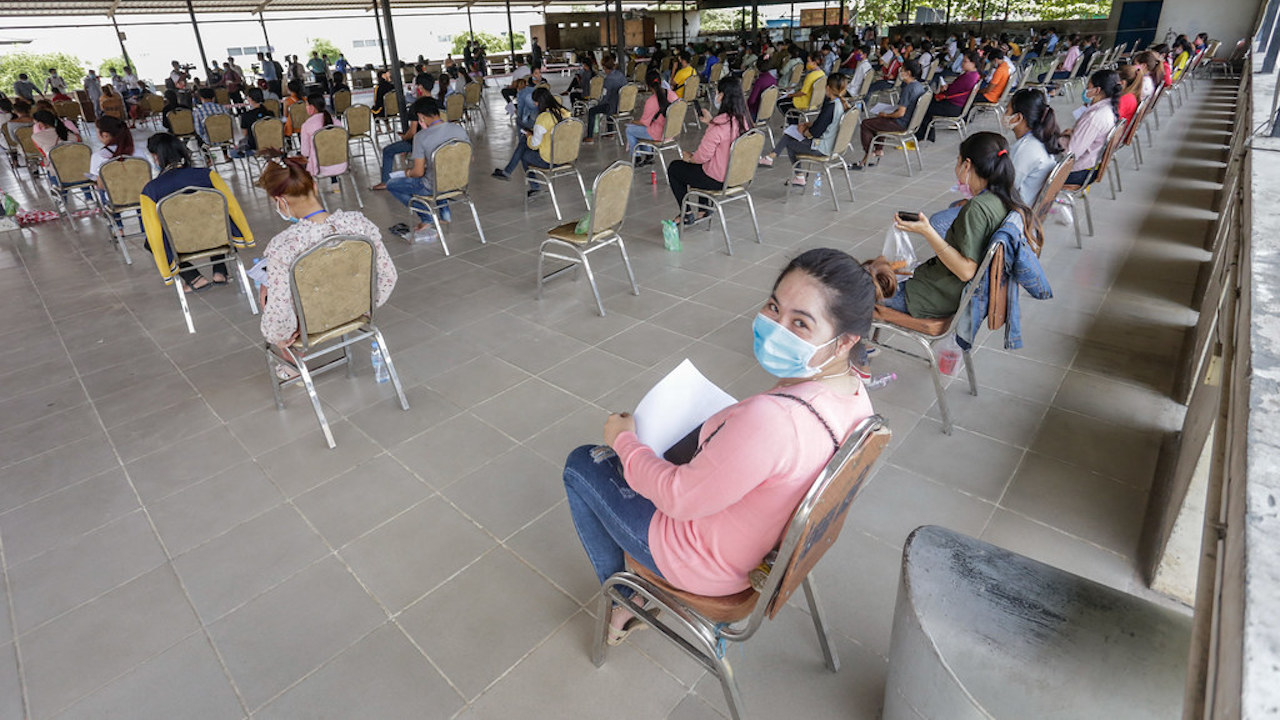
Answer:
[{"left": 880, "top": 132, "right": 1035, "bottom": 318}]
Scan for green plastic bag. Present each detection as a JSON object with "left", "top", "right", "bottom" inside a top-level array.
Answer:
[
  {"left": 661, "top": 219, "right": 681, "bottom": 251},
  {"left": 1, "top": 192, "right": 17, "bottom": 217},
  {"left": 575, "top": 190, "right": 593, "bottom": 235}
]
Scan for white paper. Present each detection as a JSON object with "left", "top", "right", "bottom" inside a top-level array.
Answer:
[
  {"left": 783, "top": 124, "right": 806, "bottom": 142},
  {"left": 633, "top": 359, "right": 736, "bottom": 457},
  {"left": 388, "top": 170, "right": 406, "bottom": 180},
  {"left": 246, "top": 259, "right": 269, "bottom": 286},
  {"left": 868, "top": 102, "right": 896, "bottom": 117}
]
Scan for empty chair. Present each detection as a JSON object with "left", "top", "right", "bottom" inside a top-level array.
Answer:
[
  {"left": 343, "top": 104, "right": 379, "bottom": 160},
  {"left": 526, "top": 116, "right": 589, "bottom": 221},
  {"left": 408, "top": 139, "right": 487, "bottom": 256},
  {"left": 593, "top": 415, "right": 891, "bottom": 720},
  {"left": 167, "top": 108, "right": 198, "bottom": 148},
  {"left": 95, "top": 156, "right": 153, "bottom": 264},
  {"left": 537, "top": 161, "right": 639, "bottom": 316},
  {"left": 45, "top": 142, "right": 94, "bottom": 224},
  {"left": 332, "top": 89, "right": 352, "bottom": 115},
  {"left": 791, "top": 108, "right": 861, "bottom": 211},
  {"left": 214, "top": 87, "right": 231, "bottom": 106},
  {"left": 599, "top": 84, "right": 639, "bottom": 146},
  {"left": 753, "top": 85, "right": 779, "bottom": 146},
  {"left": 154, "top": 187, "right": 258, "bottom": 333},
  {"left": 13, "top": 126, "right": 43, "bottom": 174},
  {"left": 679, "top": 129, "right": 767, "bottom": 255},
  {"left": 376, "top": 92, "right": 401, "bottom": 142},
  {"left": 632, "top": 99, "right": 687, "bottom": 180},
  {"left": 463, "top": 82, "right": 484, "bottom": 124},
  {"left": 263, "top": 234, "right": 409, "bottom": 449},
  {"left": 312, "top": 126, "right": 363, "bottom": 209},
  {"left": 287, "top": 101, "right": 309, "bottom": 146},
  {"left": 263, "top": 97, "right": 281, "bottom": 116}
]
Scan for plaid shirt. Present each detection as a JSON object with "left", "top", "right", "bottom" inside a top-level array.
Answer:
[{"left": 192, "top": 101, "right": 228, "bottom": 144}]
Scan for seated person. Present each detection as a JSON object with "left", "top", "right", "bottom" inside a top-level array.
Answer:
[
  {"left": 757, "top": 73, "right": 850, "bottom": 188},
  {"left": 916, "top": 50, "right": 980, "bottom": 142},
  {"left": 192, "top": 88, "right": 229, "bottom": 148},
  {"left": 139, "top": 133, "right": 253, "bottom": 293},
  {"left": 881, "top": 132, "right": 1035, "bottom": 319},
  {"left": 1062, "top": 69, "right": 1121, "bottom": 186},
  {"left": 229, "top": 88, "right": 275, "bottom": 159},
  {"left": 1005, "top": 89, "right": 1062, "bottom": 207},
  {"left": 30, "top": 108, "right": 80, "bottom": 159},
  {"left": 565, "top": 55, "right": 597, "bottom": 106},
  {"left": 256, "top": 154, "right": 397, "bottom": 357},
  {"left": 626, "top": 69, "right": 679, "bottom": 159},
  {"left": 159, "top": 89, "right": 189, "bottom": 131},
  {"left": 491, "top": 88, "right": 570, "bottom": 192},
  {"left": 666, "top": 77, "right": 753, "bottom": 224},
  {"left": 385, "top": 97, "right": 468, "bottom": 242},
  {"left": 979, "top": 47, "right": 1009, "bottom": 103},
  {"left": 370, "top": 75, "right": 434, "bottom": 191},
  {"left": 777, "top": 52, "right": 825, "bottom": 123},
  {"left": 583, "top": 56, "right": 627, "bottom": 143},
  {"left": 746, "top": 64, "right": 778, "bottom": 118},
  {"left": 89, "top": 115, "right": 154, "bottom": 183},
  {"left": 563, "top": 247, "right": 877, "bottom": 643},
  {"left": 298, "top": 92, "right": 345, "bottom": 192},
  {"left": 853, "top": 59, "right": 924, "bottom": 169}
]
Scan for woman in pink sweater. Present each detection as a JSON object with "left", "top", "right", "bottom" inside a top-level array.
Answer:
[
  {"left": 665, "top": 75, "right": 753, "bottom": 225},
  {"left": 563, "top": 248, "right": 879, "bottom": 644},
  {"left": 299, "top": 92, "right": 346, "bottom": 190},
  {"left": 626, "top": 69, "right": 679, "bottom": 159}
]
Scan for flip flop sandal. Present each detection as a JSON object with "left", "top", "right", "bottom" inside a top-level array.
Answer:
[
  {"left": 211, "top": 275, "right": 229, "bottom": 286},
  {"left": 184, "top": 278, "right": 213, "bottom": 294}
]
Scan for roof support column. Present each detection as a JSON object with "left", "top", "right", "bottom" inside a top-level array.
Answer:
[
  {"left": 681, "top": 0, "right": 686, "bottom": 46},
  {"left": 789, "top": 1, "right": 795, "bottom": 41},
  {"left": 506, "top": 0, "right": 516, "bottom": 59},
  {"left": 976, "top": 0, "right": 986, "bottom": 38},
  {"left": 258, "top": 12, "right": 271, "bottom": 52},
  {"left": 109, "top": 14, "right": 133, "bottom": 71},
  {"left": 379, "top": 0, "right": 410, "bottom": 132},
  {"left": 751, "top": 1, "right": 758, "bottom": 33},
  {"left": 467, "top": 4, "right": 475, "bottom": 41},
  {"left": 186, "top": 0, "right": 210, "bottom": 81},
  {"left": 373, "top": 1, "right": 388, "bottom": 66},
  {"left": 615, "top": 0, "right": 625, "bottom": 66}
]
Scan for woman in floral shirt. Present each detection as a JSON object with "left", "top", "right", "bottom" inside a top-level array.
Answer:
[{"left": 256, "top": 154, "right": 397, "bottom": 349}]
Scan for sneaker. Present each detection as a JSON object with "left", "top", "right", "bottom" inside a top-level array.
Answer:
[
  {"left": 492, "top": 168, "right": 510, "bottom": 180},
  {"left": 787, "top": 174, "right": 807, "bottom": 187},
  {"left": 758, "top": 155, "right": 774, "bottom": 167}
]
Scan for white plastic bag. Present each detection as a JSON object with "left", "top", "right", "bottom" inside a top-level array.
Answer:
[
  {"left": 1053, "top": 202, "right": 1074, "bottom": 227},
  {"left": 882, "top": 227, "right": 918, "bottom": 275}
]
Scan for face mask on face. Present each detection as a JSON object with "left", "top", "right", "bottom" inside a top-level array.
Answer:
[
  {"left": 951, "top": 162, "right": 974, "bottom": 199},
  {"left": 752, "top": 314, "right": 839, "bottom": 378},
  {"left": 1081, "top": 88, "right": 1092, "bottom": 105},
  {"left": 275, "top": 199, "right": 298, "bottom": 224}
]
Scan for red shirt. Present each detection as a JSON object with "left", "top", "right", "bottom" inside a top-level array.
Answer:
[{"left": 1118, "top": 93, "right": 1138, "bottom": 122}]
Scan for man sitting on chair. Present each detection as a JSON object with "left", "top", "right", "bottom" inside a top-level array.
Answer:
[{"left": 384, "top": 97, "right": 469, "bottom": 243}]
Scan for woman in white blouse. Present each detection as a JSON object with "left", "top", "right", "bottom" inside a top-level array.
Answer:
[
  {"left": 1062, "top": 69, "right": 1121, "bottom": 187},
  {"left": 1004, "top": 89, "right": 1062, "bottom": 206}
]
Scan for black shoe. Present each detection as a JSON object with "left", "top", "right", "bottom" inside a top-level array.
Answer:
[{"left": 492, "top": 168, "right": 510, "bottom": 180}]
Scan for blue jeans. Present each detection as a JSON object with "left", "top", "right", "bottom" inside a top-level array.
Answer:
[
  {"left": 385, "top": 174, "right": 449, "bottom": 223},
  {"left": 625, "top": 123, "right": 654, "bottom": 153},
  {"left": 563, "top": 444, "right": 661, "bottom": 594},
  {"left": 881, "top": 278, "right": 910, "bottom": 312},
  {"left": 380, "top": 139, "right": 411, "bottom": 184},
  {"left": 503, "top": 144, "right": 549, "bottom": 176}
]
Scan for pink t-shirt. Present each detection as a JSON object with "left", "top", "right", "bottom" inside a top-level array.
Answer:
[
  {"left": 690, "top": 114, "right": 746, "bottom": 184},
  {"left": 638, "top": 89, "right": 679, "bottom": 140},
  {"left": 613, "top": 380, "right": 874, "bottom": 596},
  {"left": 300, "top": 112, "right": 347, "bottom": 178}
]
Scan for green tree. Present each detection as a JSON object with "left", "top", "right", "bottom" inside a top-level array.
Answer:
[
  {"left": 699, "top": 9, "right": 741, "bottom": 33},
  {"left": 0, "top": 51, "right": 87, "bottom": 94},
  {"left": 98, "top": 56, "right": 129, "bottom": 78},
  {"left": 310, "top": 38, "right": 342, "bottom": 61},
  {"left": 451, "top": 30, "right": 526, "bottom": 55}
]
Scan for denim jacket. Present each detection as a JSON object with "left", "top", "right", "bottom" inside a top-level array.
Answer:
[{"left": 956, "top": 212, "right": 1053, "bottom": 351}]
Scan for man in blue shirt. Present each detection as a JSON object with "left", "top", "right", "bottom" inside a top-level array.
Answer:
[{"left": 583, "top": 55, "right": 626, "bottom": 143}]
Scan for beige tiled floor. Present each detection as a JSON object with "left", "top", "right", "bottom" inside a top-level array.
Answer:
[{"left": 0, "top": 74, "right": 1232, "bottom": 719}]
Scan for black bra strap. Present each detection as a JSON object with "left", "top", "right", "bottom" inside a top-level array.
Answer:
[{"left": 768, "top": 392, "right": 840, "bottom": 453}]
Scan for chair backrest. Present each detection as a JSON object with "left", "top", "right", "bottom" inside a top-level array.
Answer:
[
  {"left": 431, "top": 139, "right": 472, "bottom": 196},
  {"left": 1091, "top": 118, "right": 1128, "bottom": 184},
  {"left": 807, "top": 75, "right": 827, "bottom": 109},
  {"left": 344, "top": 104, "right": 372, "bottom": 136},
  {"left": 710, "top": 62, "right": 725, "bottom": 84},
  {"left": 588, "top": 75, "right": 604, "bottom": 101},
  {"left": 787, "top": 63, "right": 803, "bottom": 88},
  {"left": 289, "top": 234, "right": 377, "bottom": 345},
  {"left": 55, "top": 101, "right": 81, "bottom": 120},
  {"left": 464, "top": 82, "right": 482, "bottom": 106},
  {"left": 857, "top": 68, "right": 876, "bottom": 96},
  {"left": 957, "top": 83, "right": 981, "bottom": 115},
  {"left": 662, "top": 99, "right": 687, "bottom": 141},
  {"left": 214, "top": 88, "right": 230, "bottom": 105},
  {"left": 383, "top": 92, "right": 400, "bottom": 118},
  {"left": 204, "top": 113, "right": 234, "bottom": 144},
  {"left": 168, "top": 108, "right": 195, "bottom": 136},
  {"left": 756, "top": 85, "right": 779, "bottom": 123},
  {"left": 47, "top": 142, "right": 92, "bottom": 183},
  {"left": 903, "top": 90, "right": 934, "bottom": 133},
  {"left": 683, "top": 75, "right": 700, "bottom": 103},
  {"left": 740, "top": 68, "right": 757, "bottom": 94},
  {"left": 1034, "top": 152, "right": 1074, "bottom": 221},
  {"left": 632, "top": 61, "right": 648, "bottom": 84},
  {"left": 548, "top": 116, "right": 584, "bottom": 166},
  {"left": 146, "top": 94, "right": 166, "bottom": 113},
  {"left": 722, "top": 129, "right": 766, "bottom": 190},
  {"left": 155, "top": 186, "right": 233, "bottom": 255},
  {"left": 586, "top": 161, "right": 634, "bottom": 237},
  {"left": 313, "top": 125, "right": 349, "bottom": 168},
  {"left": 253, "top": 117, "right": 285, "bottom": 153},
  {"left": 98, "top": 156, "right": 152, "bottom": 207},
  {"left": 752, "top": 416, "right": 890, "bottom": 623},
  {"left": 14, "top": 126, "right": 38, "bottom": 155},
  {"left": 445, "top": 92, "right": 465, "bottom": 122},
  {"left": 263, "top": 98, "right": 281, "bottom": 116},
  {"left": 333, "top": 89, "right": 352, "bottom": 114},
  {"left": 830, "top": 106, "right": 861, "bottom": 156},
  {"left": 616, "top": 84, "right": 639, "bottom": 114},
  {"left": 288, "top": 101, "right": 308, "bottom": 133}
]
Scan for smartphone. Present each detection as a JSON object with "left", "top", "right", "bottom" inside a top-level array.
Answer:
[{"left": 897, "top": 211, "right": 920, "bottom": 222}]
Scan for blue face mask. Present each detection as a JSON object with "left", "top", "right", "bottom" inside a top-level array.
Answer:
[
  {"left": 1081, "top": 88, "right": 1091, "bottom": 105},
  {"left": 752, "top": 314, "right": 839, "bottom": 378},
  {"left": 274, "top": 200, "right": 298, "bottom": 224}
]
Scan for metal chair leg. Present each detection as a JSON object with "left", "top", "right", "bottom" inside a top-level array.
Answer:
[
  {"left": 536, "top": 241, "right": 549, "bottom": 299},
  {"left": 1083, "top": 192, "right": 1095, "bottom": 236},
  {"left": 591, "top": 590, "right": 612, "bottom": 667},
  {"left": 265, "top": 346, "right": 286, "bottom": 410},
  {"left": 235, "top": 255, "right": 259, "bottom": 315},
  {"left": 547, "top": 175, "right": 563, "bottom": 220},
  {"left": 917, "top": 336, "right": 954, "bottom": 435},
  {"left": 1070, "top": 198, "right": 1084, "bottom": 249},
  {"left": 616, "top": 238, "right": 639, "bottom": 296},
  {"left": 350, "top": 174, "right": 364, "bottom": 208},
  {"left": 579, "top": 249, "right": 606, "bottom": 316},
  {"left": 714, "top": 200, "right": 733, "bottom": 255},
  {"left": 370, "top": 328, "right": 410, "bottom": 411},
  {"left": 825, "top": 167, "right": 839, "bottom": 212},
  {"left": 714, "top": 655, "right": 747, "bottom": 720},
  {"left": 574, "top": 169, "right": 589, "bottom": 205},
  {"left": 468, "top": 198, "right": 487, "bottom": 244},
  {"left": 802, "top": 575, "right": 840, "bottom": 672},
  {"left": 287, "top": 347, "right": 336, "bottom": 449},
  {"left": 963, "top": 348, "right": 978, "bottom": 396},
  {"left": 176, "top": 279, "right": 196, "bottom": 334},
  {"left": 744, "top": 192, "right": 762, "bottom": 244}
]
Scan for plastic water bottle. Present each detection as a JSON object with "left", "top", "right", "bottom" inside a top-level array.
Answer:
[
  {"left": 371, "top": 342, "right": 389, "bottom": 384},
  {"left": 865, "top": 372, "right": 897, "bottom": 390},
  {"left": 812, "top": 175, "right": 823, "bottom": 196}
]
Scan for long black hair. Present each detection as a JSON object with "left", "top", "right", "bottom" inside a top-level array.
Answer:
[
  {"left": 147, "top": 132, "right": 192, "bottom": 171},
  {"left": 1089, "top": 69, "right": 1122, "bottom": 120},
  {"left": 712, "top": 75, "right": 752, "bottom": 136},
  {"left": 1009, "top": 89, "right": 1062, "bottom": 154},
  {"left": 959, "top": 131, "right": 1041, "bottom": 246},
  {"left": 32, "top": 110, "right": 69, "bottom": 142},
  {"left": 532, "top": 86, "right": 567, "bottom": 119},
  {"left": 774, "top": 248, "right": 878, "bottom": 366},
  {"left": 646, "top": 69, "right": 670, "bottom": 115},
  {"left": 306, "top": 91, "right": 334, "bottom": 126}
]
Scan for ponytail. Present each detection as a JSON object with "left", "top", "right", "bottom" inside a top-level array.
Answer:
[
  {"left": 256, "top": 150, "right": 316, "bottom": 198},
  {"left": 1009, "top": 88, "right": 1062, "bottom": 154},
  {"left": 1089, "top": 69, "right": 1122, "bottom": 121},
  {"left": 959, "top": 131, "right": 1042, "bottom": 248},
  {"left": 33, "top": 110, "right": 69, "bottom": 142},
  {"left": 306, "top": 92, "right": 333, "bottom": 126},
  {"left": 95, "top": 115, "right": 133, "bottom": 158},
  {"left": 647, "top": 69, "right": 670, "bottom": 115}
]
